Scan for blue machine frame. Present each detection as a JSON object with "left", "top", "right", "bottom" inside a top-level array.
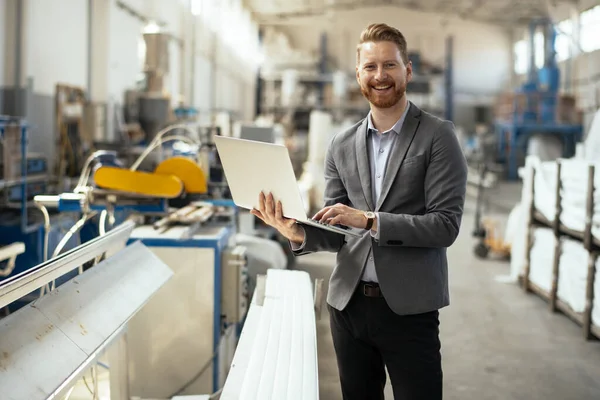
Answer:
[
  {"left": 0, "top": 119, "right": 81, "bottom": 291},
  {"left": 495, "top": 18, "right": 583, "bottom": 180},
  {"left": 127, "top": 224, "right": 234, "bottom": 393}
]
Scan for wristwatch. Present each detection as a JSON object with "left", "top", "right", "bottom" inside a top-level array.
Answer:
[{"left": 364, "top": 211, "right": 376, "bottom": 230}]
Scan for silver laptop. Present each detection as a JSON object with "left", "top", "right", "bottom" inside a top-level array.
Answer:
[{"left": 214, "top": 136, "right": 362, "bottom": 238}]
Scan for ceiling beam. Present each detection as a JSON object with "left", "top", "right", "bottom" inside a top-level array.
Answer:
[{"left": 254, "top": 1, "right": 534, "bottom": 28}]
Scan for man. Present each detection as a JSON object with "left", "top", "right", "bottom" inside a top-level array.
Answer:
[{"left": 251, "top": 23, "right": 468, "bottom": 400}]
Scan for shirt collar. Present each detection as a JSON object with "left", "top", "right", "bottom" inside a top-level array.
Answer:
[{"left": 367, "top": 100, "right": 411, "bottom": 136}]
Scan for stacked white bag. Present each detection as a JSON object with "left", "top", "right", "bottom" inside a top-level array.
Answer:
[
  {"left": 528, "top": 227, "right": 555, "bottom": 292},
  {"left": 557, "top": 238, "right": 590, "bottom": 313},
  {"left": 508, "top": 108, "right": 600, "bottom": 297}
]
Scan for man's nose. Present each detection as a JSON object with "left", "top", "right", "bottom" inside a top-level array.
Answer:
[{"left": 375, "top": 66, "right": 387, "bottom": 81}]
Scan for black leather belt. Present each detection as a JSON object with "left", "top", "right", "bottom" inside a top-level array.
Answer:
[{"left": 359, "top": 281, "right": 382, "bottom": 297}]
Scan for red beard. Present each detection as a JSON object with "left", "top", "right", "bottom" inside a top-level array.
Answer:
[{"left": 360, "top": 80, "right": 406, "bottom": 108}]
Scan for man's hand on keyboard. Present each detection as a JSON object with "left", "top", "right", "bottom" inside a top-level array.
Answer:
[
  {"left": 251, "top": 192, "right": 305, "bottom": 245},
  {"left": 312, "top": 203, "right": 368, "bottom": 230}
]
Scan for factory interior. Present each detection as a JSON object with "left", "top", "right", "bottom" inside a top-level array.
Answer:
[{"left": 1, "top": 0, "right": 600, "bottom": 399}]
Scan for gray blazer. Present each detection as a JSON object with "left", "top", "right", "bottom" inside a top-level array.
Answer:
[{"left": 292, "top": 102, "right": 468, "bottom": 315}]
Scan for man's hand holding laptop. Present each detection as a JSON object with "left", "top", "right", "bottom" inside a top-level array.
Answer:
[
  {"left": 250, "top": 192, "right": 306, "bottom": 245},
  {"left": 251, "top": 192, "right": 373, "bottom": 244}
]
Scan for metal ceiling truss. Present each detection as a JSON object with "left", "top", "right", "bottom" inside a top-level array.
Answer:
[{"left": 251, "top": 0, "right": 580, "bottom": 27}]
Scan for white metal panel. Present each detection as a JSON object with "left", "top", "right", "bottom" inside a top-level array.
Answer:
[
  {"left": 0, "top": 306, "right": 88, "bottom": 400},
  {"left": 34, "top": 242, "right": 173, "bottom": 355},
  {"left": 127, "top": 245, "right": 216, "bottom": 398},
  {"left": 0, "top": 241, "right": 174, "bottom": 400},
  {"left": 221, "top": 269, "right": 318, "bottom": 400}
]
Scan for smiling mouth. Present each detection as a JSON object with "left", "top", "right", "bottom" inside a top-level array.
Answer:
[{"left": 372, "top": 85, "right": 392, "bottom": 91}]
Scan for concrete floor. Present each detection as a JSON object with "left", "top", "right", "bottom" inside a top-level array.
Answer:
[{"left": 294, "top": 199, "right": 600, "bottom": 400}]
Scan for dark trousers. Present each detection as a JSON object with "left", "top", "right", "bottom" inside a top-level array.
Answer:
[{"left": 329, "top": 282, "right": 443, "bottom": 400}]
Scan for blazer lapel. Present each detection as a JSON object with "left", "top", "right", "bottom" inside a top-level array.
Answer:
[
  {"left": 354, "top": 118, "right": 374, "bottom": 211},
  {"left": 375, "top": 103, "right": 421, "bottom": 211}
]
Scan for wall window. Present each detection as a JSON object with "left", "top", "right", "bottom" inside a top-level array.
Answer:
[
  {"left": 555, "top": 19, "right": 573, "bottom": 61},
  {"left": 514, "top": 40, "right": 528, "bottom": 74},
  {"left": 513, "top": 32, "right": 545, "bottom": 74},
  {"left": 534, "top": 31, "right": 545, "bottom": 68},
  {"left": 191, "top": 0, "right": 201, "bottom": 16},
  {"left": 581, "top": 5, "right": 600, "bottom": 53}
]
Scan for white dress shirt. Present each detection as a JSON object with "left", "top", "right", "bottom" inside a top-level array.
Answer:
[{"left": 361, "top": 103, "right": 410, "bottom": 282}]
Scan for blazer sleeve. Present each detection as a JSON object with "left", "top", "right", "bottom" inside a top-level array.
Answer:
[
  {"left": 377, "top": 120, "right": 468, "bottom": 248},
  {"left": 290, "top": 142, "right": 346, "bottom": 255}
]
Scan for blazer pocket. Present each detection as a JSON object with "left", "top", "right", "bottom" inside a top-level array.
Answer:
[
  {"left": 397, "top": 154, "right": 426, "bottom": 185},
  {"left": 402, "top": 153, "right": 425, "bottom": 167}
]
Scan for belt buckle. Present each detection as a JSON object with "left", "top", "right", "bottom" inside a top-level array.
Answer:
[{"left": 363, "top": 283, "right": 378, "bottom": 297}]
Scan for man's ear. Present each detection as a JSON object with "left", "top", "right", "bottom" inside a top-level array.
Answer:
[{"left": 406, "top": 60, "right": 413, "bottom": 82}]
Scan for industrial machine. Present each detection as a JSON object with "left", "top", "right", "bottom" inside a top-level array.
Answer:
[
  {"left": 122, "top": 31, "right": 171, "bottom": 144},
  {"left": 0, "top": 117, "right": 49, "bottom": 225},
  {"left": 0, "top": 221, "right": 315, "bottom": 400},
  {"left": 20, "top": 122, "right": 253, "bottom": 397},
  {"left": 495, "top": 18, "right": 583, "bottom": 180},
  {"left": 0, "top": 221, "right": 175, "bottom": 400},
  {"left": 0, "top": 117, "right": 82, "bottom": 302}
]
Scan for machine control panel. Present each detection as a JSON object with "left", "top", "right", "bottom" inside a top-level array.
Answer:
[{"left": 221, "top": 245, "right": 249, "bottom": 325}]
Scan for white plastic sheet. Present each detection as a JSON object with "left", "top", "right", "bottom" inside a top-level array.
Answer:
[
  {"left": 528, "top": 227, "right": 555, "bottom": 292},
  {"left": 524, "top": 156, "right": 600, "bottom": 240},
  {"left": 528, "top": 232, "right": 597, "bottom": 319},
  {"left": 583, "top": 108, "right": 600, "bottom": 161},
  {"left": 557, "top": 238, "right": 589, "bottom": 313}
]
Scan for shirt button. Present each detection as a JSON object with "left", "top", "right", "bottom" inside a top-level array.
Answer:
[
  {"left": 379, "top": 149, "right": 384, "bottom": 153},
  {"left": 377, "top": 174, "right": 381, "bottom": 178},
  {"left": 370, "top": 257, "right": 373, "bottom": 261}
]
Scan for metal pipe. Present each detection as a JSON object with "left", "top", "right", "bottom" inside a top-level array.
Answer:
[
  {"left": 131, "top": 134, "right": 198, "bottom": 171},
  {"left": 14, "top": 0, "right": 23, "bottom": 115},
  {"left": 42, "top": 212, "right": 98, "bottom": 295},
  {"left": 87, "top": 0, "right": 93, "bottom": 96},
  {"left": 41, "top": 211, "right": 98, "bottom": 295},
  {"left": 75, "top": 150, "right": 116, "bottom": 191},
  {"left": 129, "top": 123, "right": 200, "bottom": 171},
  {"left": 444, "top": 35, "right": 454, "bottom": 122},
  {"left": 190, "top": 12, "right": 196, "bottom": 106},
  {"left": 0, "top": 243, "right": 26, "bottom": 277},
  {"left": 33, "top": 200, "right": 51, "bottom": 262},
  {"left": 20, "top": 124, "right": 27, "bottom": 232},
  {"left": 99, "top": 210, "right": 107, "bottom": 236},
  {"left": 52, "top": 212, "right": 98, "bottom": 260}
]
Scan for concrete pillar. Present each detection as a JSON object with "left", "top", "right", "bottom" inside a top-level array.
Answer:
[
  {"left": 182, "top": 4, "right": 194, "bottom": 105},
  {"left": 89, "top": 0, "right": 110, "bottom": 103}
]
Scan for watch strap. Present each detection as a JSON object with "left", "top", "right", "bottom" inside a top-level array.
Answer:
[{"left": 365, "top": 215, "right": 374, "bottom": 230}]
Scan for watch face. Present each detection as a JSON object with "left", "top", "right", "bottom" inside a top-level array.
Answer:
[{"left": 365, "top": 211, "right": 375, "bottom": 219}]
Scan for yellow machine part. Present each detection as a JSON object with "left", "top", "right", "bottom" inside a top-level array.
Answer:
[
  {"left": 154, "top": 157, "right": 208, "bottom": 194},
  {"left": 94, "top": 166, "right": 184, "bottom": 198}
]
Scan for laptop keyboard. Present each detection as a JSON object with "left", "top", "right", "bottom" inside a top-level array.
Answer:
[{"left": 311, "top": 219, "right": 349, "bottom": 230}]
